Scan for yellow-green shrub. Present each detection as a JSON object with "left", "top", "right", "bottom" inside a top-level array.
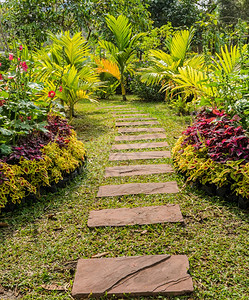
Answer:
[
  {"left": 172, "top": 136, "right": 249, "bottom": 198},
  {"left": 0, "top": 135, "right": 86, "bottom": 210}
]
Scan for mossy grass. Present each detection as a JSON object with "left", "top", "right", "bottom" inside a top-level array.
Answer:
[{"left": 0, "top": 96, "right": 248, "bottom": 299}]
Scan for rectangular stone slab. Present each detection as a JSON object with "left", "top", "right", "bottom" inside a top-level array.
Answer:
[
  {"left": 116, "top": 121, "right": 159, "bottom": 127},
  {"left": 115, "top": 133, "right": 166, "bottom": 141},
  {"left": 113, "top": 111, "right": 140, "bottom": 115},
  {"left": 88, "top": 204, "right": 183, "bottom": 227},
  {"left": 113, "top": 114, "right": 149, "bottom": 117},
  {"left": 118, "top": 127, "right": 165, "bottom": 133},
  {"left": 109, "top": 151, "right": 171, "bottom": 161},
  {"left": 72, "top": 254, "right": 194, "bottom": 298},
  {"left": 105, "top": 164, "right": 173, "bottom": 177},
  {"left": 116, "top": 117, "right": 157, "bottom": 121},
  {"left": 97, "top": 181, "right": 178, "bottom": 197},
  {"left": 97, "top": 105, "right": 127, "bottom": 109},
  {"left": 111, "top": 142, "right": 169, "bottom": 150}
]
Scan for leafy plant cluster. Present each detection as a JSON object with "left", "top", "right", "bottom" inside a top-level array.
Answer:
[
  {"left": 0, "top": 114, "right": 86, "bottom": 211},
  {"left": 0, "top": 44, "right": 48, "bottom": 155},
  {"left": 172, "top": 109, "right": 249, "bottom": 200},
  {"left": 181, "top": 109, "right": 249, "bottom": 163}
]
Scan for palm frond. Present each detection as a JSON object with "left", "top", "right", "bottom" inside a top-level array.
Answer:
[
  {"left": 95, "top": 58, "right": 121, "bottom": 81},
  {"left": 212, "top": 44, "right": 247, "bottom": 74}
]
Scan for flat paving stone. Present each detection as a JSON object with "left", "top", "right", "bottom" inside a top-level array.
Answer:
[
  {"left": 97, "top": 105, "right": 127, "bottom": 110},
  {"left": 72, "top": 254, "right": 194, "bottom": 298},
  {"left": 105, "top": 163, "right": 173, "bottom": 177},
  {"left": 109, "top": 150, "right": 171, "bottom": 161},
  {"left": 113, "top": 114, "right": 149, "bottom": 117},
  {"left": 116, "top": 117, "right": 157, "bottom": 121},
  {"left": 116, "top": 121, "right": 159, "bottom": 127},
  {"left": 115, "top": 133, "right": 166, "bottom": 141},
  {"left": 88, "top": 204, "right": 183, "bottom": 227},
  {"left": 97, "top": 181, "right": 178, "bottom": 197},
  {"left": 118, "top": 127, "right": 165, "bottom": 133},
  {"left": 112, "top": 142, "right": 169, "bottom": 150}
]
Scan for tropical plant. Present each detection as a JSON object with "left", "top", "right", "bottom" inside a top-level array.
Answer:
[
  {"left": 140, "top": 28, "right": 204, "bottom": 111},
  {"left": 0, "top": 43, "right": 48, "bottom": 155},
  {"left": 35, "top": 31, "right": 99, "bottom": 119},
  {"left": 99, "top": 14, "right": 144, "bottom": 101}
]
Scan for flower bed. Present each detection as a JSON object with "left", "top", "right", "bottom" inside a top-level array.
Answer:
[
  {"left": 172, "top": 109, "right": 249, "bottom": 208},
  {"left": 0, "top": 115, "right": 86, "bottom": 211}
]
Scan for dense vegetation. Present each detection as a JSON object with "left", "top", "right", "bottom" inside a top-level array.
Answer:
[{"left": 0, "top": 0, "right": 249, "bottom": 298}]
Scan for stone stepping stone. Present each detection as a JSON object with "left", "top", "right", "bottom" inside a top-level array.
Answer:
[
  {"left": 112, "top": 142, "right": 169, "bottom": 150},
  {"left": 109, "top": 151, "right": 171, "bottom": 161},
  {"left": 118, "top": 127, "right": 165, "bottom": 133},
  {"left": 115, "top": 133, "right": 166, "bottom": 142},
  {"left": 113, "top": 114, "right": 149, "bottom": 117},
  {"left": 104, "top": 163, "right": 173, "bottom": 177},
  {"left": 97, "top": 181, "right": 178, "bottom": 197},
  {"left": 88, "top": 204, "right": 183, "bottom": 227},
  {"left": 116, "top": 117, "right": 157, "bottom": 121},
  {"left": 97, "top": 105, "right": 127, "bottom": 110},
  {"left": 113, "top": 110, "right": 140, "bottom": 114},
  {"left": 116, "top": 121, "right": 159, "bottom": 127},
  {"left": 72, "top": 254, "right": 194, "bottom": 298}
]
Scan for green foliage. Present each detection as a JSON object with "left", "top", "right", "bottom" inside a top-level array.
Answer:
[
  {"left": 99, "top": 14, "right": 144, "bottom": 101},
  {"left": 172, "top": 136, "right": 249, "bottom": 198},
  {"left": 147, "top": 0, "right": 200, "bottom": 28},
  {"left": 1, "top": 0, "right": 152, "bottom": 47},
  {"left": 35, "top": 31, "right": 99, "bottom": 120},
  {"left": 0, "top": 133, "right": 86, "bottom": 210},
  {"left": 0, "top": 44, "right": 48, "bottom": 153}
]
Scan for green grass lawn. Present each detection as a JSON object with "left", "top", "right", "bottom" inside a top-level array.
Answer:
[{"left": 1, "top": 96, "right": 249, "bottom": 299}]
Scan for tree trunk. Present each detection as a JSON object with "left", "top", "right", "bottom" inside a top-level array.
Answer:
[{"left": 120, "top": 76, "right": 127, "bottom": 101}]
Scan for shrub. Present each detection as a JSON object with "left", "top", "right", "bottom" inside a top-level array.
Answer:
[
  {"left": 172, "top": 109, "right": 249, "bottom": 199},
  {"left": 0, "top": 115, "right": 86, "bottom": 211}
]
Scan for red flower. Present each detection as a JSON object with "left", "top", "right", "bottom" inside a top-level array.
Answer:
[
  {"left": 9, "top": 54, "right": 14, "bottom": 61},
  {"left": 0, "top": 74, "right": 2, "bottom": 80},
  {"left": 19, "top": 45, "right": 23, "bottom": 51},
  {"left": 0, "top": 99, "right": 5, "bottom": 106},
  {"left": 20, "top": 61, "right": 28, "bottom": 72},
  {"left": 48, "top": 91, "right": 56, "bottom": 98},
  {"left": 27, "top": 116, "right": 31, "bottom": 120},
  {"left": 59, "top": 86, "right": 63, "bottom": 92},
  {"left": 0, "top": 62, "right": 1, "bottom": 66}
]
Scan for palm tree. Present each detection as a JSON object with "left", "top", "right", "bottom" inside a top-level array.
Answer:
[
  {"left": 99, "top": 14, "right": 144, "bottom": 101},
  {"left": 140, "top": 29, "right": 204, "bottom": 102},
  {"left": 34, "top": 31, "right": 99, "bottom": 119}
]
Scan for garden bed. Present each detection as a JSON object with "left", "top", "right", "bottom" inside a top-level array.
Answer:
[
  {"left": 172, "top": 109, "right": 249, "bottom": 209},
  {"left": 0, "top": 115, "right": 86, "bottom": 212}
]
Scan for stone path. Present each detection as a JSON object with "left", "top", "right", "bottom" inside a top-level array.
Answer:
[
  {"left": 97, "top": 181, "right": 179, "bottom": 197},
  {"left": 88, "top": 204, "right": 183, "bottom": 227},
  {"left": 104, "top": 164, "right": 174, "bottom": 177},
  {"left": 115, "top": 133, "right": 166, "bottom": 141},
  {"left": 111, "top": 141, "right": 169, "bottom": 150},
  {"left": 116, "top": 117, "right": 157, "bottom": 121},
  {"left": 72, "top": 255, "right": 193, "bottom": 298},
  {"left": 113, "top": 113, "right": 149, "bottom": 117},
  {"left": 118, "top": 127, "right": 165, "bottom": 133},
  {"left": 72, "top": 105, "right": 193, "bottom": 298},
  {"left": 116, "top": 120, "right": 159, "bottom": 126},
  {"left": 109, "top": 150, "right": 171, "bottom": 161}
]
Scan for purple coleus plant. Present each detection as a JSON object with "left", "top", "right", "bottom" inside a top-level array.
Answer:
[{"left": 182, "top": 108, "right": 249, "bottom": 163}]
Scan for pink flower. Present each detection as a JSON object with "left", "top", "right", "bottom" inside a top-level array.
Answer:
[
  {"left": 27, "top": 116, "right": 31, "bottom": 120},
  {"left": 59, "top": 86, "right": 63, "bottom": 92},
  {"left": 19, "top": 45, "right": 23, "bottom": 51},
  {"left": 20, "top": 61, "right": 28, "bottom": 72},
  {"left": 9, "top": 54, "right": 14, "bottom": 61},
  {"left": 48, "top": 91, "right": 56, "bottom": 98},
  {"left": 18, "top": 57, "right": 20, "bottom": 61},
  {"left": 0, "top": 62, "right": 1, "bottom": 66},
  {"left": 8, "top": 76, "right": 13, "bottom": 79},
  {"left": 0, "top": 99, "right": 5, "bottom": 106}
]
